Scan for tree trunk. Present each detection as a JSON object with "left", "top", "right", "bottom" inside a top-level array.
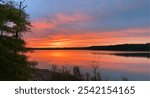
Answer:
[
  {"left": 0, "top": 30, "right": 3, "bottom": 36},
  {"left": 15, "top": 30, "right": 19, "bottom": 38}
]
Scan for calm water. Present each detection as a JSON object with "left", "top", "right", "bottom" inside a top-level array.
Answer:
[{"left": 28, "top": 50, "right": 150, "bottom": 81}]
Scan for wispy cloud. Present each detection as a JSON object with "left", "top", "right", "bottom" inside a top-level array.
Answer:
[
  {"left": 49, "top": 12, "right": 90, "bottom": 24},
  {"left": 25, "top": 27, "right": 150, "bottom": 48},
  {"left": 23, "top": 0, "right": 149, "bottom": 47}
]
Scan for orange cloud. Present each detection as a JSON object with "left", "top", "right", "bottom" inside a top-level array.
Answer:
[
  {"left": 24, "top": 17, "right": 150, "bottom": 48},
  {"left": 25, "top": 27, "right": 150, "bottom": 48},
  {"left": 27, "top": 12, "right": 91, "bottom": 38},
  {"left": 32, "top": 21, "right": 56, "bottom": 30}
]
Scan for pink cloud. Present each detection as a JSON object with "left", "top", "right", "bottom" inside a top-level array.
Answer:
[
  {"left": 29, "top": 12, "right": 90, "bottom": 34},
  {"left": 49, "top": 12, "right": 91, "bottom": 24},
  {"left": 32, "top": 21, "right": 56, "bottom": 30}
]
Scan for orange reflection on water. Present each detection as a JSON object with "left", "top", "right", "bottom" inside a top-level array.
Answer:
[{"left": 28, "top": 50, "right": 150, "bottom": 75}]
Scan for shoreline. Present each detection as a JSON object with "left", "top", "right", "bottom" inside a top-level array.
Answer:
[{"left": 28, "top": 43, "right": 150, "bottom": 51}]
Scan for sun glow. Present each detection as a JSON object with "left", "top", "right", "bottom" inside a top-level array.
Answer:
[{"left": 50, "top": 42, "right": 67, "bottom": 48}]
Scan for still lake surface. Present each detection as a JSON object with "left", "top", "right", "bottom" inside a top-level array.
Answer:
[{"left": 28, "top": 50, "right": 150, "bottom": 81}]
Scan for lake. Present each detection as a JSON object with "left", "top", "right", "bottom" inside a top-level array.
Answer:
[{"left": 28, "top": 50, "right": 150, "bottom": 81}]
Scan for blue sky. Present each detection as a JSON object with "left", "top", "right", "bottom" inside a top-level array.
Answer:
[{"left": 13, "top": 0, "right": 150, "bottom": 47}]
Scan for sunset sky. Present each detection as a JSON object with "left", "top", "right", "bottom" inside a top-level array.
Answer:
[{"left": 18, "top": 0, "right": 149, "bottom": 48}]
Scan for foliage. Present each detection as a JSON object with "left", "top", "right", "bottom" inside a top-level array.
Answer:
[
  {"left": 88, "top": 43, "right": 150, "bottom": 51},
  {"left": 0, "top": 1, "right": 35, "bottom": 80},
  {"left": 48, "top": 65, "right": 101, "bottom": 81},
  {"left": 0, "top": 36, "right": 36, "bottom": 80},
  {"left": 0, "top": 0, "right": 31, "bottom": 38},
  {"left": 49, "top": 65, "right": 83, "bottom": 81}
]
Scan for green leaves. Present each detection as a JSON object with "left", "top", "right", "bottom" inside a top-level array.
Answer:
[
  {"left": 0, "top": 36, "right": 35, "bottom": 80},
  {"left": 0, "top": 1, "right": 35, "bottom": 81},
  {"left": 0, "top": 1, "right": 31, "bottom": 38}
]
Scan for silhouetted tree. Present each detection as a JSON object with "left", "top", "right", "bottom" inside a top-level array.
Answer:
[
  {"left": 0, "top": 36, "right": 37, "bottom": 80},
  {"left": 73, "top": 66, "right": 82, "bottom": 78},
  {"left": 0, "top": 0, "right": 31, "bottom": 38},
  {"left": 0, "top": 0, "right": 35, "bottom": 80},
  {"left": 85, "top": 72, "right": 90, "bottom": 81}
]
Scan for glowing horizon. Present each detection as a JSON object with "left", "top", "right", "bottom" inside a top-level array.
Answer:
[{"left": 20, "top": 0, "right": 149, "bottom": 48}]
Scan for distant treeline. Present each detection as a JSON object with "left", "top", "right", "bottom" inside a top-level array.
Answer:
[
  {"left": 88, "top": 43, "right": 150, "bottom": 51},
  {"left": 29, "top": 43, "right": 150, "bottom": 51}
]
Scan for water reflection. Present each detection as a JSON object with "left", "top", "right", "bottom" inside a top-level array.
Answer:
[
  {"left": 112, "top": 53, "right": 150, "bottom": 58},
  {"left": 28, "top": 50, "right": 150, "bottom": 81}
]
